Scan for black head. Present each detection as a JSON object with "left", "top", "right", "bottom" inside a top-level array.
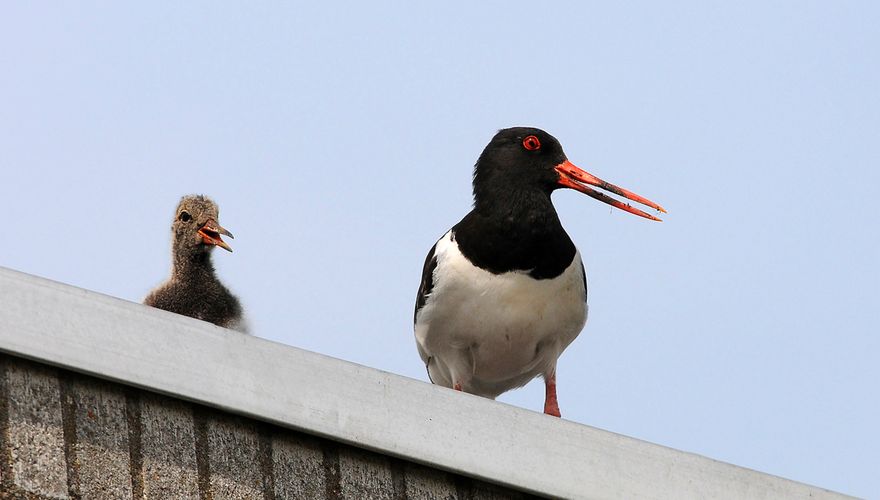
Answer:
[
  {"left": 171, "top": 195, "right": 234, "bottom": 255},
  {"left": 472, "top": 127, "right": 666, "bottom": 220},
  {"left": 472, "top": 127, "right": 568, "bottom": 205}
]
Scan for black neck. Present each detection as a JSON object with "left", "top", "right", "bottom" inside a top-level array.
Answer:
[{"left": 454, "top": 190, "right": 576, "bottom": 279}]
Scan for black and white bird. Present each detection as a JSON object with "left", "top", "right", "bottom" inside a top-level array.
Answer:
[
  {"left": 414, "top": 127, "right": 664, "bottom": 417},
  {"left": 145, "top": 195, "right": 246, "bottom": 332}
]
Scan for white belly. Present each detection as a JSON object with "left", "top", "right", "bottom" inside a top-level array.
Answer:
[{"left": 415, "top": 231, "right": 588, "bottom": 398}]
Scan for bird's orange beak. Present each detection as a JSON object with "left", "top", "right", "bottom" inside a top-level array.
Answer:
[
  {"left": 554, "top": 160, "right": 666, "bottom": 221},
  {"left": 198, "top": 219, "right": 234, "bottom": 252}
]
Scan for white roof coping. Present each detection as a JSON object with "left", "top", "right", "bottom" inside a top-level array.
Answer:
[{"left": 0, "top": 267, "right": 852, "bottom": 500}]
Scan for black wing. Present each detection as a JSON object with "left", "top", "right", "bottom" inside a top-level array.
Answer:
[
  {"left": 580, "top": 256, "right": 588, "bottom": 302},
  {"left": 413, "top": 241, "right": 438, "bottom": 325}
]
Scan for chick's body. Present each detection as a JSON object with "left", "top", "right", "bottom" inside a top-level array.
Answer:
[{"left": 145, "top": 195, "right": 246, "bottom": 332}]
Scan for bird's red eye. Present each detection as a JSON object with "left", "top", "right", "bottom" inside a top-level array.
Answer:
[{"left": 522, "top": 135, "right": 541, "bottom": 151}]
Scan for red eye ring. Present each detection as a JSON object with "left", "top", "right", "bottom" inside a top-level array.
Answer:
[{"left": 522, "top": 135, "right": 541, "bottom": 151}]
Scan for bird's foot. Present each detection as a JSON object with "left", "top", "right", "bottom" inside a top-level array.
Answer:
[{"left": 544, "top": 374, "right": 561, "bottom": 418}]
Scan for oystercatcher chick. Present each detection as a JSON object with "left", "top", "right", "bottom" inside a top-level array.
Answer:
[
  {"left": 414, "top": 127, "right": 665, "bottom": 417},
  {"left": 145, "top": 195, "right": 246, "bottom": 332}
]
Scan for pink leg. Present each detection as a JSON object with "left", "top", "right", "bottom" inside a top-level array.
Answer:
[
  {"left": 543, "top": 374, "right": 561, "bottom": 417},
  {"left": 453, "top": 382, "right": 462, "bottom": 391}
]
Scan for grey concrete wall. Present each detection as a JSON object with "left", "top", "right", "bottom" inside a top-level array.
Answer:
[{"left": 0, "top": 353, "right": 528, "bottom": 500}]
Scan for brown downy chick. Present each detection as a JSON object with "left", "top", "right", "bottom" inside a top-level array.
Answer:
[{"left": 145, "top": 195, "right": 246, "bottom": 332}]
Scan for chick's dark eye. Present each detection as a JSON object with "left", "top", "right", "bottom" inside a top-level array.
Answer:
[
  {"left": 179, "top": 211, "right": 191, "bottom": 222},
  {"left": 523, "top": 135, "right": 541, "bottom": 151}
]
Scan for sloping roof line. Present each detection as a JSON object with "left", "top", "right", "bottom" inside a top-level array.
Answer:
[{"left": 0, "top": 267, "right": 851, "bottom": 500}]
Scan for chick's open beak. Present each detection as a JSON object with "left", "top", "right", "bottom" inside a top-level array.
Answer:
[{"left": 198, "top": 219, "right": 234, "bottom": 252}]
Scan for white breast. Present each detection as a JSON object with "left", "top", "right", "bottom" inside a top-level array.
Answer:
[{"left": 415, "top": 231, "right": 588, "bottom": 398}]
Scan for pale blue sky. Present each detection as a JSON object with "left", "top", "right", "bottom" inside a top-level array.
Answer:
[{"left": 2, "top": 2, "right": 878, "bottom": 497}]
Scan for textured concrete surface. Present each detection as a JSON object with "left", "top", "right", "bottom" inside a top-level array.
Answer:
[
  {"left": 338, "top": 447, "right": 395, "bottom": 500},
  {"left": 206, "top": 415, "right": 266, "bottom": 499},
  {"left": 404, "top": 463, "right": 458, "bottom": 500},
  {"left": 473, "top": 482, "right": 530, "bottom": 500},
  {"left": 272, "top": 432, "right": 326, "bottom": 499},
  {"left": 69, "top": 379, "right": 132, "bottom": 499},
  {"left": 139, "top": 393, "right": 200, "bottom": 499},
  {"left": 4, "top": 360, "right": 68, "bottom": 498}
]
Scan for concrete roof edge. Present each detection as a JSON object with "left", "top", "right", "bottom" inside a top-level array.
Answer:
[{"left": 0, "top": 267, "right": 854, "bottom": 500}]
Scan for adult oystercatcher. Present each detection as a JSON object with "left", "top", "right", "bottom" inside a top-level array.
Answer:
[
  {"left": 145, "top": 195, "right": 246, "bottom": 332},
  {"left": 413, "top": 127, "right": 664, "bottom": 417}
]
